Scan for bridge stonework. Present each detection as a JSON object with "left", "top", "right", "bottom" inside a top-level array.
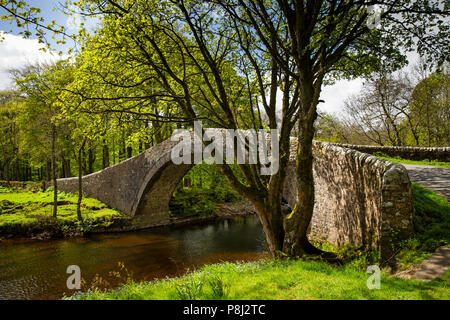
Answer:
[
  {"left": 57, "top": 135, "right": 414, "bottom": 262},
  {"left": 283, "top": 140, "right": 414, "bottom": 262}
]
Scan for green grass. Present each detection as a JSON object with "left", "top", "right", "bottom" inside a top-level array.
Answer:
[
  {"left": 0, "top": 187, "right": 127, "bottom": 236},
  {"left": 394, "top": 183, "right": 450, "bottom": 269},
  {"left": 374, "top": 153, "right": 450, "bottom": 168},
  {"left": 169, "top": 187, "right": 242, "bottom": 218},
  {"left": 169, "top": 188, "right": 217, "bottom": 218},
  {"left": 67, "top": 259, "right": 450, "bottom": 300}
]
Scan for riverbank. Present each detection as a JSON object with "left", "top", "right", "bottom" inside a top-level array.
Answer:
[
  {"left": 0, "top": 186, "right": 128, "bottom": 240},
  {"left": 67, "top": 258, "right": 450, "bottom": 300},
  {"left": 0, "top": 185, "right": 255, "bottom": 240},
  {"left": 67, "top": 182, "right": 450, "bottom": 300}
]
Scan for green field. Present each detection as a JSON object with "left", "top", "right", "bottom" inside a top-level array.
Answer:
[
  {"left": 0, "top": 186, "right": 126, "bottom": 236},
  {"left": 375, "top": 154, "right": 450, "bottom": 168}
]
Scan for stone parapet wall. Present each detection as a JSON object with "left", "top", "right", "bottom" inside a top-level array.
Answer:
[
  {"left": 284, "top": 140, "right": 414, "bottom": 263},
  {"left": 330, "top": 143, "right": 450, "bottom": 162}
]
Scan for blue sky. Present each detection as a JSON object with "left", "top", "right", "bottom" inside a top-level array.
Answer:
[
  {"left": 0, "top": 0, "right": 71, "bottom": 46},
  {"left": 0, "top": 0, "right": 99, "bottom": 89},
  {"left": 0, "top": 1, "right": 419, "bottom": 116}
]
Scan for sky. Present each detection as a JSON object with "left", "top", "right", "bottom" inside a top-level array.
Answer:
[{"left": 0, "top": 1, "right": 419, "bottom": 116}]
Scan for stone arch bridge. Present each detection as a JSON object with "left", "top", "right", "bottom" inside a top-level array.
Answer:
[{"left": 58, "top": 132, "right": 417, "bottom": 261}]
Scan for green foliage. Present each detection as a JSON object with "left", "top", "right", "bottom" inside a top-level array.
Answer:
[
  {"left": 0, "top": 189, "right": 126, "bottom": 236},
  {"left": 68, "top": 259, "right": 450, "bottom": 300},
  {"left": 395, "top": 183, "right": 450, "bottom": 269},
  {"left": 409, "top": 72, "right": 449, "bottom": 147},
  {"left": 169, "top": 189, "right": 216, "bottom": 218},
  {"left": 207, "top": 275, "right": 230, "bottom": 299},
  {"left": 314, "top": 242, "right": 380, "bottom": 270},
  {"left": 169, "top": 164, "right": 242, "bottom": 218},
  {"left": 174, "top": 275, "right": 205, "bottom": 300},
  {"left": 0, "top": 0, "right": 67, "bottom": 53},
  {"left": 374, "top": 153, "right": 450, "bottom": 168}
]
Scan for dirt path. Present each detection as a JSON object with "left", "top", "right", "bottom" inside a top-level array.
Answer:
[
  {"left": 402, "top": 164, "right": 450, "bottom": 200},
  {"left": 396, "top": 246, "right": 450, "bottom": 281}
]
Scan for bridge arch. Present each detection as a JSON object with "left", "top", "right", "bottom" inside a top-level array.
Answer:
[{"left": 57, "top": 135, "right": 415, "bottom": 262}]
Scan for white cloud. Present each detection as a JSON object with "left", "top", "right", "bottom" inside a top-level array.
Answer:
[
  {"left": 318, "top": 50, "right": 420, "bottom": 117},
  {"left": 319, "top": 79, "right": 364, "bottom": 115},
  {"left": 0, "top": 32, "right": 59, "bottom": 90}
]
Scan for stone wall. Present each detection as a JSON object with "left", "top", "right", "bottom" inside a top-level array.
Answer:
[
  {"left": 283, "top": 140, "right": 414, "bottom": 263},
  {"left": 57, "top": 135, "right": 415, "bottom": 263},
  {"left": 330, "top": 143, "right": 450, "bottom": 162}
]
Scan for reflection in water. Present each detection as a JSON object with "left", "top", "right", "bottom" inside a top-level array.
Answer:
[{"left": 0, "top": 215, "right": 267, "bottom": 300}]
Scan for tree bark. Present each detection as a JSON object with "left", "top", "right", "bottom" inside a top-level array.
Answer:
[
  {"left": 88, "top": 146, "right": 95, "bottom": 174},
  {"left": 282, "top": 117, "right": 318, "bottom": 256},
  {"left": 77, "top": 140, "right": 87, "bottom": 221},
  {"left": 51, "top": 123, "right": 58, "bottom": 218},
  {"left": 102, "top": 142, "right": 110, "bottom": 169},
  {"left": 282, "top": 73, "right": 324, "bottom": 257}
]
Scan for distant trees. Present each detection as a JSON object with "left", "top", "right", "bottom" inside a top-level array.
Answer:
[
  {"left": 409, "top": 72, "right": 449, "bottom": 147},
  {"left": 0, "top": 91, "right": 21, "bottom": 183},
  {"left": 13, "top": 61, "right": 75, "bottom": 217},
  {"left": 344, "top": 71, "right": 414, "bottom": 146},
  {"left": 316, "top": 69, "right": 449, "bottom": 148}
]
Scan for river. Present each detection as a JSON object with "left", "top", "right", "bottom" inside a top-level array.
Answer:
[{"left": 0, "top": 215, "right": 267, "bottom": 300}]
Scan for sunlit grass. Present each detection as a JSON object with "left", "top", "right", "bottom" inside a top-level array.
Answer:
[
  {"left": 0, "top": 188, "right": 125, "bottom": 235},
  {"left": 376, "top": 155, "right": 450, "bottom": 168},
  {"left": 68, "top": 259, "right": 450, "bottom": 300},
  {"left": 394, "top": 183, "right": 450, "bottom": 270}
]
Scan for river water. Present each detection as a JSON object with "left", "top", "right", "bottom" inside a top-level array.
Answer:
[{"left": 0, "top": 215, "right": 267, "bottom": 300}]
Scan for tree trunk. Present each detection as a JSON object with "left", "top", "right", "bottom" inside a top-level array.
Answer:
[
  {"left": 88, "top": 146, "right": 95, "bottom": 174},
  {"left": 253, "top": 200, "right": 284, "bottom": 257},
  {"left": 62, "top": 154, "right": 72, "bottom": 178},
  {"left": 4, "top": 161, "right": 9, "bottom": 185},
  {"left": 282, "top": 116, "right": 318, "bottom": 256},
  {"left": 102, "top": 142, "right": 110, "bottom": 169},
  {"left": 281, "top": 73, "right": 324, "bottom": 257},
  {"left": 119, "top": 134, "right": 126, "bottom": 162},
  {"left": 51, "top": 124, "right": 58, "bottom": 218},
  {"left": 77, "top": 142, "right": 86, "bottom": 222},
  {"left": 45, "top": 159, "right": 51, "bottom": 182}
]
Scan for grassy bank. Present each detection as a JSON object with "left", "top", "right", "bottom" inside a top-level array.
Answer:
[
  {"left": 374, "top": 153, "right": 450, "bottom": 168},
  {"left": 68, "top": 258, "right": 449, "bottom": 300},
  {"left": 393, "top": 183, "right": 450, "bottom": 269},
  {"left": 69, "top": 182, "right": 450, "bottom": 300},
  {"left": 0, "top": 186, "right": 128, "bottom": 238}
]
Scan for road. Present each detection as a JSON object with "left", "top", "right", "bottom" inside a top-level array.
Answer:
[{"left": 402, "top": 164, "right": 450, "bottom": 200}]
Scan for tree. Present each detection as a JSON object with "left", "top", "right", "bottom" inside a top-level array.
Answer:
[
  {"left": 344, "top": 72, "right": 414, "bottom": 146},
  {"left": 314, "top": 112, "right": 348, "bottom": 143},
  {"left": 14, "top": 61, "right": 75, "bottom": 217},
  {"left": 66, "top": 0, "right": 448, "bottom": 258},
  {"left": 219, "top": 0, "right": 448, "bottom": 257},
  {"left": 409, "top": 71, "right": 449, "bottom": 147},
  {"left": 0, "top": 91, "right": 21, "bottom": 183}
]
